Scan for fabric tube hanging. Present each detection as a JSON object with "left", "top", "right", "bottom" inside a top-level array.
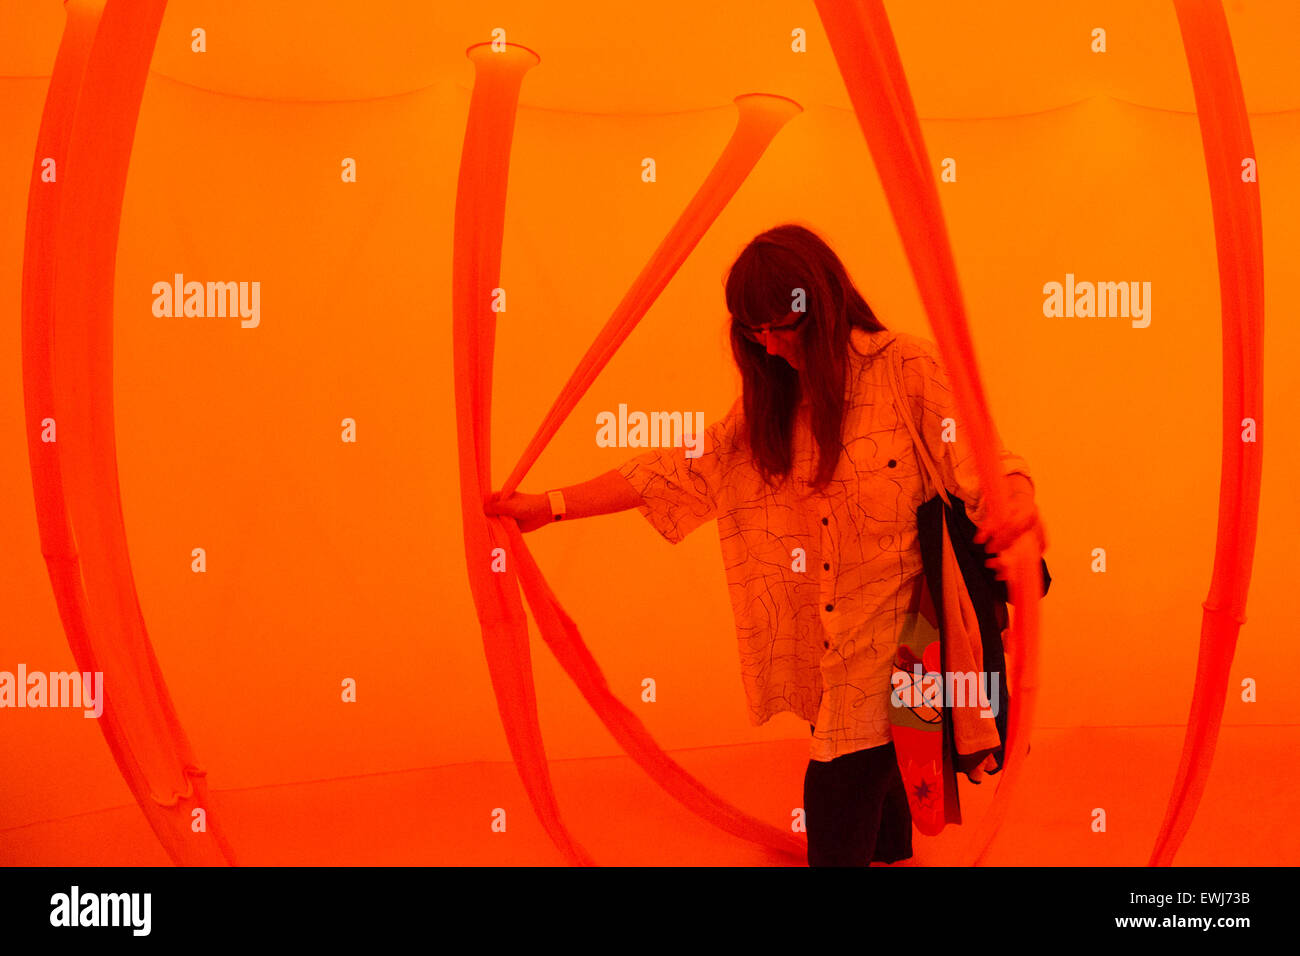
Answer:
[
  {"left": 454, "top": 39, "right": 806, "bottom": 863},
  {"left": 1150, "top": 0, "right": 1264, "bottom": 867},
  {"left": 812, "top": 0, "right": 1044, "bottom": 865},
  {"left": 22, "top": 0, "right": 236, "bottom": 866}
]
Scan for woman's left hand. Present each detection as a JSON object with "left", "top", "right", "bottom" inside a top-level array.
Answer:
[
  {"left": 968, "top": 752, "right": 1000, "bottom": 784},
  {"left": 972, "top": 476, "right": 1047, "bottom": 581}
]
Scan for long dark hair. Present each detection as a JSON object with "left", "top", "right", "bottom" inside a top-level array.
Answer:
[{"left": 724, "top": 223, "right": 887, "bottom": 492}]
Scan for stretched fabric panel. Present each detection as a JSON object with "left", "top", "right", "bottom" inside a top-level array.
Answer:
[
  {"left": 813, "top": 0, "right": 1044, "bottom": 864},
  {"left": 453, "top": 39, "right": 806, "bottom": 863},
  {"left": 21, "top": 0, "right": 236, "bottom": 865},
  {"left": 1150, "top": 0, "right": 1264, "bottom": 867}
]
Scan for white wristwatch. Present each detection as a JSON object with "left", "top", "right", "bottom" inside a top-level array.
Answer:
[{"left": 547, "top": 489, "right": 567, "bottom": 522}]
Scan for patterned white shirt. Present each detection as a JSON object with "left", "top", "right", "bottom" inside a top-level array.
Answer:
[{"left": 615, "top": 328, "right": 1032, "bottom": 761}]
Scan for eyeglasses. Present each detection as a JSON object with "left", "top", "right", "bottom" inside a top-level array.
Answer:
[{"left": 735, "top": 309, "right": 805, "bottom": 344}]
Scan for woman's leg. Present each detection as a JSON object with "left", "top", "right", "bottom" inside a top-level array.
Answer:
[
  {"left": 803, "top": 741, "right": 902, "bottom": 867},
  {"left": 869, "top": 751, "right": 914, "bottom": 863}
]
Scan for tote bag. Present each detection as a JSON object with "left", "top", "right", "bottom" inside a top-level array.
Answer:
[{"left": 883, "top": 339, "right": 1050, "bottom": 832}]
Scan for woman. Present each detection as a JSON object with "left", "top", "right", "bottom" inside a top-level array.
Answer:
[{"left": 484, "top": 223, "right": 1046, "bottom": 866}]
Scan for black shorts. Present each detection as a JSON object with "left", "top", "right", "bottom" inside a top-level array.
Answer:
[{"left": 803, "top": 732, "right": 913, "bottom": 867}]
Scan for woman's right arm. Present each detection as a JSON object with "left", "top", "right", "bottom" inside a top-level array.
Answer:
[{"left": 483, "top": 470, "right": 643, "bottom": 533}]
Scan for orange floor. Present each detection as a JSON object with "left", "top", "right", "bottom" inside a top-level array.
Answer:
[{"left": 2, "top": 724, "right": 1293, "bottom": 866}]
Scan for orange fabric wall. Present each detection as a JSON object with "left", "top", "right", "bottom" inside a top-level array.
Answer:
[{"left": 1, "top": 1, "right": 1296, "bottom": 849}]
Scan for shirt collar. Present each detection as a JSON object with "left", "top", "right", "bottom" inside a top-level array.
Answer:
[{"left": 849, "top": 327, "right": 898, "bottom": 359}]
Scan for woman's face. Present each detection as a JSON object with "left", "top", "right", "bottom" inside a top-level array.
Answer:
[
  {"left": 739, "top": 309, "right": 806, "bottom": 370},
  {"left": 760, "top": 326, "right": 803, "bottom": 370}
]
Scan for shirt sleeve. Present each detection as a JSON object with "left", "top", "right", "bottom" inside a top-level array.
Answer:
[
  {"left": 902, "top": 336, "right": 1033, "bottom": 526},
  {"left": 614, "top": 397, "right": 743, "bottom": 545}
]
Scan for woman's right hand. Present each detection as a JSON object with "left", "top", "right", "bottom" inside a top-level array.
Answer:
[{"left": 484, "top": 490, "right": 551, "bottom": 533}]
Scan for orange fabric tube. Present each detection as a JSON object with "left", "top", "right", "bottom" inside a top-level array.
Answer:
[
  {"left": 454, "top": 41, "right": 805, "bottom": 862},
  {"left": 452, "top": 42, "right": 593, "bottom": 865},
  {"left": 498, "top": 92, "right": 804, "bottom": 861},
  {"left": 812, "top": 0, "right": 1043, "bottom": 865},
  {"left": 500, "top": 93, "right": 802, "bottom": 497},
  {"left": 22, "top": 0, "right": 235, "bottom": 865},
  {"left": 1149, "top": 0, "right": 1264, "bottom": 867},
  {"left": 505, "top": 523, "right": 806, "bottom": 860}
]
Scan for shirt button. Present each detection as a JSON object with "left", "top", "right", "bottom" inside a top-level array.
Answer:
[
  {"left": 823, "top": 562, "right": 830, "bottom": 570},
  {"left": 887, "top": 459, "right": 897, "bottom": 467},
  {"left": 825, "top": 603, "right": 834, "bottom": 612},
  {"left": 821, "top": 517, "right": 828, "bottom": 525},
  {"left": 823, "top": 640, "right": 830, "bottom": 649}
]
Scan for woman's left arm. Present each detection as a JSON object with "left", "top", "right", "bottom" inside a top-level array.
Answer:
[{"left": 907, "top": 338, "right": 1047, "bottom": 570}]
